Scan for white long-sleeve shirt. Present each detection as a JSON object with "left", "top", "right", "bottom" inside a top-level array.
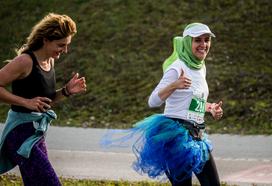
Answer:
[{"left": 148, "top": 59, "right": 209, "bottom": 123}]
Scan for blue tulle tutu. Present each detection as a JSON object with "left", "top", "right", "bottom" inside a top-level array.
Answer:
[{"left": 101, "top": 114, "right": 212, "bottom": 182}]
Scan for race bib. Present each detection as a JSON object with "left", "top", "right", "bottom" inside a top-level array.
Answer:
[{"left": 187, "top": 95, "right": 206, "bottom": 123}]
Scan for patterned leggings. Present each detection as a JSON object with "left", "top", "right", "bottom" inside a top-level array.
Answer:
[{"left": 4, "top": 122, "right": 61, "bottom": 186}]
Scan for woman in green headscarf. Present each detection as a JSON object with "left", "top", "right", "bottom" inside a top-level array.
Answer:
[
  {"left": 146, "top": 23, "right": 223, "bottom": 185},
  {"left": 138, "top": 23, "right": 223, "bottom": 185},
  {"left": 103, "top": 23, "right": 223, "bottom": 186}
]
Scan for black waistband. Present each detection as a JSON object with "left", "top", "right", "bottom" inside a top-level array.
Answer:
[
  {"left": 11, "top": 106, "right": 33, "bottom": 113},
  {"left": 170, "top": 118, "right": 205, "bottom": 129}
]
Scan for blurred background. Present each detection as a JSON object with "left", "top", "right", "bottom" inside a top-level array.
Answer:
[{"left": 0, "top": 0, "right": 271, "bottom": 134}]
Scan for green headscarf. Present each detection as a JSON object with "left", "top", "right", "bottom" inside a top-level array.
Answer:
[
  {"left": 162, "top": 23, "right": 206, "bottom": 72},
  {"left": 162, "top": 36, "right": 204, "bottom": 72}
]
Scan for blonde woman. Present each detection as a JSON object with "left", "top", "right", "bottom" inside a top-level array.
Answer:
[{"left": 0, "top": 13, "right": 86, "bottom": 185}]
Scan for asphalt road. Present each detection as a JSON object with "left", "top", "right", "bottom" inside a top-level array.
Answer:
[{"left": 1, "top": 124, "right": 272, "bottom": 186}]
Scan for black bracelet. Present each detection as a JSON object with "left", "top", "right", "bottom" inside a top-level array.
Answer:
[{"left": 61, "top": 86, "right": 70, "bottom": 97}]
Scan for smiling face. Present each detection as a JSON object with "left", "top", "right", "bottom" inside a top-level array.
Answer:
[
  {"left": 191, "top": 34, "right": 211, "bottom": 60},
  {"left": 44, "top": 36, "right": 72, "bottom": 59}
]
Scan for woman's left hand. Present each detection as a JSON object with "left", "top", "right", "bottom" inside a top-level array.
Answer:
[
  {"left": 211, "top": 101, "right": 223, "bottom": 120},
  {"left": 65, "top": 73, "right": 87, "bottom": 95}
]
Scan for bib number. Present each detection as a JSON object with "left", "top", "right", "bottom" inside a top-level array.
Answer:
[{"left": 187, "top": 95, "right": 206, "bottom": 123}]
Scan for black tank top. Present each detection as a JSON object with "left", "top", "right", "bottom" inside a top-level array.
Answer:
[{"left": 11, "top": 51, "right": 56, "bottom": 113}]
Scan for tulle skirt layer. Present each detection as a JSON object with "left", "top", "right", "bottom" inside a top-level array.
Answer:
[{"left": 101, "top": 114, "right": 212, "bottom": 182}]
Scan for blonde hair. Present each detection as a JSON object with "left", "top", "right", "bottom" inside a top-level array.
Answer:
[{"left": 16, "top": 13, "right": 77, "bottom": 55}]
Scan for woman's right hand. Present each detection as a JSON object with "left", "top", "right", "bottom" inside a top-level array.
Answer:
[
  {"left": 24, "top": 97, "right": 52, "bottom": 112},
  {"left": 173, "top": 69, "right": 191, "bottom": 89},
  {"left": 157, "top": 69, "right": 192, "bottom": 101}
]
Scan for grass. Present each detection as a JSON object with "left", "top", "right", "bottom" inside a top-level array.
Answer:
[
  {"left": 0, "top": 174, "right": 237, "bottom": 186},
  {"left": 0, "top": 0, "right": 271, "bottom": 134}
]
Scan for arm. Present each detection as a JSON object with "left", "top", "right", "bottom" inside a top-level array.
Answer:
[
  {"left": 51, "top": 73, "right": 87, "bottom": 105},
  {"left": 148, "top": 69, "right": 191, "bottom": 107}
]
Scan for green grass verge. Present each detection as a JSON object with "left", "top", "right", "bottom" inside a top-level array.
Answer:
[
  {"left": 0, "top": 0, "right": 271, "bottom": 134},
  {"left": 0, "top": 174, "right": 237, "bottom": 186}
]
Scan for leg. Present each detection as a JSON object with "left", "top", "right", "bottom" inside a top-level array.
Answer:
[
  {"left": 165, "top": 170, "right": 193, "bottom": 186},
  {"left": 195, "top": 153, "right": 220, "bottom": 186},
  {"left": 18, "top": 144, "right": 61, "bottom": 186},
  {"left": 37, "top": 137, "right": 48, "bottom": 157},
  {"left": 4, "top": 123, "right": 61, "bottom": 186}
]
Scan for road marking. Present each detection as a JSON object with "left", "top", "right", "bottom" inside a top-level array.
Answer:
[
  {"left": 223, "top": 164, "right": 272, "bottom": 183},
  {"left": 215, "top": 157, "right": 272, "bottom": 162}
]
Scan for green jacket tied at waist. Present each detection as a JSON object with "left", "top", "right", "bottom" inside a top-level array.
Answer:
[{"left": 0, "top": 109, "right": 57, "bottom": 174}]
